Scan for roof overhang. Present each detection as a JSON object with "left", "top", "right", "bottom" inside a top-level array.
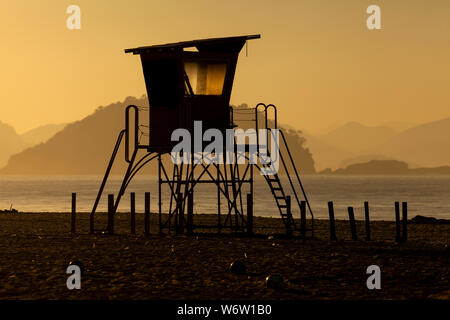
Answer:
[{"left": 124, "top": 34, "right": 261, "bottom": 55}]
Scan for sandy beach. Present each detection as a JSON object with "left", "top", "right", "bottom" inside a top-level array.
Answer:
[{"left": 0, "top": 211, "right": 448, "bottom": 300}]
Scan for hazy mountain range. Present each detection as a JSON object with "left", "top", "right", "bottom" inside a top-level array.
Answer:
[
  {"left": 0, "top": 97, "right": 316, "bottom": 175},
  {"left": 0, "top": 122, "right": 66, "bottom": 167},
  {"left": 1, "top": 96, "right": 450, "bottom": 175},
  {"left": 21, "top": 124, "right": 67, "bottom": 146},
  {"left": 304, "top": 119, "right": 450, "bottom": 171}
]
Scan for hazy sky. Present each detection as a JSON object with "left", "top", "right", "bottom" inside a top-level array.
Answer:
[{"left": 1, "top": 0, "right": 449, "bottom": 133}]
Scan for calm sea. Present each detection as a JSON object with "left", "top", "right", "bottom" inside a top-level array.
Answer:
[{"left": 0, "top": 175, "right": 449, "bottom": 220}]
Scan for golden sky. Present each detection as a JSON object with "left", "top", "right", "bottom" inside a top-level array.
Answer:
[{"left": 1, "top": 0, "right": 449, "bottom": 133}]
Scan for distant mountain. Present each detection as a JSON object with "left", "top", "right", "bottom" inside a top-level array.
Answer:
[
  {"left": 330, "top": 160, "right": 410, "bottom": 175},
  {"left": 300, "top": 122, "right": 397, "bottom": 171},
  {"left": 0, "top": 98, "right": 316, "bottom": 175},
  {"left": 307, "top": 119, "right": 450, "bottom": 171},
  {"left": 319, "top": 122, "right": 396, "bottom": 154},
  {"left": 381, "top": 118, "right": 450, "bottom": 167},
  {"left": 321, "top": 160, "right": 450, "bottom": 175},
  {"left": 380, "top": 121, "right": 416, "bottom": 133},
  {"left": 0, "top": 97, "right": 136, "bottom": 175},
  {"left": 0, "top": 122, "right": 28, "bottom": 167},
  {"left": 339, "top": 154, "right": 396, "bottom": 169},
  {"left": 302, "top": 132, "right": 355, "bottom": 171},
  {"left": 21, "top": 123, "right": 66, "bottom": 145}
]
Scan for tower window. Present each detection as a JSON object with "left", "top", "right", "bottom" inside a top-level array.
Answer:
[{"left": 184, "top": 61, "right": 227, "bottom": 96}]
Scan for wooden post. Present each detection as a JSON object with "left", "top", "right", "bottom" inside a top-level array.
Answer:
[
  {"left": 247, "top": 193, "right": 253, "bottom": 236},
  {"left": 130, "top": 192, "right": 136, "bottom": 234},
  {"left": 364, "top": 201, "right": 371, "bottom": 241},
  {"left": 286, "top": 196, "right": 292, "bottom": 237},
  {"left": 177, "top": 192, "right": 184, "bottom": 234},
  {"left": 71, "top": 193, "right": 76, "bottom": 234},
  {"left": 217, "top": 166, "right": 221, "bottom": 234},
  {"left": 174, "top": 193, "right": 179, "bottom": 234},
  {"left": 328, "top": 201, "right": 337, "bottom": 240},
  {"left": 300, "top": 200, "right": 306, "bottom": 238},
  {"left": 158, "top": 155, "right": 162, "bottom": 235},
  {"left": 144, "top": 192, "right": 150, "bottom": 236},
  {"left": 395, "top": 201, "right": 401, "bottom": 242},
  {"left": 347, "top": 206, "right": 357, "bottom": 241},
  {"left": 90, "top": 211, "right": 94, "bottom": 234},
  {"left": 108, "top": 194, "right": 114, "bottom": 235},
  {"left": 187, "top": 192, "right": 194, "bottom": 235},
  {"left": 402, "top": 202, "right": 408, "bottom": 242}
]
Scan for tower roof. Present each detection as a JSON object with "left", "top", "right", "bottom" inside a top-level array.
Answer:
[{"left": 124, "top": 34, "right": 260, "bottom": 55}]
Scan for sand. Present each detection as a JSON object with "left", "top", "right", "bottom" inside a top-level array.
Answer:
[{"left": 0, "top": 211, "right": 448, "bottom": 300}]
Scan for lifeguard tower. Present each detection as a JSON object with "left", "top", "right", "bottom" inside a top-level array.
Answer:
[{"left": 90, "top": 35, "right": 314, "bottom": 237}]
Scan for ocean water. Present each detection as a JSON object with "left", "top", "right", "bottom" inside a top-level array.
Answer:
[{"left": 0, "top": 175, "right": 449, "bottom": 220}]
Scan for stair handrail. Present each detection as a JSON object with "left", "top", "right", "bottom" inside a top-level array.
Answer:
[
  {"left": 125, "top": 105, "right": 139, "bottom": 163},
  {"left": 278, "top": 130, "right": 315, "bottom": 223},
  {"left": 254, "top": 102, "right": 315, "bottom": 235},
  {"left": 90, "top": 129, "right": 126, "bottom": 232}
]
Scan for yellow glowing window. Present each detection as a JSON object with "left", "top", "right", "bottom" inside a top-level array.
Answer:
[{"left": 184, "top": 61, "right": 227, "bottom": 96}]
